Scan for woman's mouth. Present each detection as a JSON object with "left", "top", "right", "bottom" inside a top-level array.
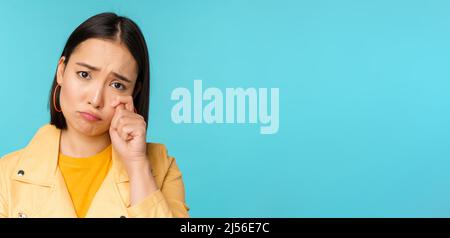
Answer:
[{"left": 80, "top": 112, "right": 101, "bottom": 122}]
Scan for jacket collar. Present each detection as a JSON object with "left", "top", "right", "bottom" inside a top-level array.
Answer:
[{"left": 12, "top": 124, "right": 130, "bottom": 186}]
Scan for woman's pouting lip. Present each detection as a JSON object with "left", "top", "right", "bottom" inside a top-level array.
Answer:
[{"left": 79, "top": 111, "right": 101, "bottom": 121}]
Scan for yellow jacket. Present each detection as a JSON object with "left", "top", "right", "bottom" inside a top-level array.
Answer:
[{"left": 0, "top": 124, "right": 189, "bottom": 218}]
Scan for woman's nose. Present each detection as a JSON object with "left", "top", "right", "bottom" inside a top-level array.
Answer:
[{"left": 88, "top": 85, "right": 105, "bottom": 109}]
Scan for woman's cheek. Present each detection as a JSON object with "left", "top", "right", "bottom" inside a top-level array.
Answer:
[
  {"left": 104, "top": 109, "right": 116, "bottom": 126},
  {"left": 59, "top": 87, "right": 73, "bottom": 113}
]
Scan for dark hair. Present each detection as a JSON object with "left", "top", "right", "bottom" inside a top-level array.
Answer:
[{"left": 49, "top": 12, "right": 150, "bottom": 130}]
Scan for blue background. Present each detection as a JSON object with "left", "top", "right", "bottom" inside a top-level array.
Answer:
[{"left": 1, "top": 0, "right": 450, "bottom": 217}]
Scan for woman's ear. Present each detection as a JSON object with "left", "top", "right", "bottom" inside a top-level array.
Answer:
[{"left": 56, "top": 56, "right": 66, "bottom": 85}]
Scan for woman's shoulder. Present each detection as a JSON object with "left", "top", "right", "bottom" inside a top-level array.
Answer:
[
  {"left": 146, "top": 142, "right": 172, "bottom": 164},
  {"left": 0, "top": 124, "right": 54, "bottom": 171},
  {"left": 146, "top": 143, "right": 179, "bottom": 175},
  {"left": 0, "top": 148, "right": 24, "bottom": 174},
  {"left": 146, "top": 143, "right": 169, "bottom": 159}
]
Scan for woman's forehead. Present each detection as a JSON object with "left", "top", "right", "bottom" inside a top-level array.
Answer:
[{"left": 69, "top": 38, "right": 138, "bottom": 79}]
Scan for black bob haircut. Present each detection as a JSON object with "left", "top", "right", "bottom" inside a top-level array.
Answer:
[{"left": 49, "top": 12, "right": 150, "bottom": 130}]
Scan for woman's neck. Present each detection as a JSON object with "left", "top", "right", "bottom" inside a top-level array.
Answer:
[{"left": 59, "top": 126, "right": 111, "bottom": 158}]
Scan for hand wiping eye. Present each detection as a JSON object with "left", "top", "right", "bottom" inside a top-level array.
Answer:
[{"left": 109, "top": 95, "right": 148, "bottom": 165}]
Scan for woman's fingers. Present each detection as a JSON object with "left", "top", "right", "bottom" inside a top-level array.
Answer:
[
  {"left": 109, "top": 95, "right": 146, "bottom": 143},
  {"left": 118, "top": 123, "right": 145, "bottom": 142},
  {"left": 111, "top": 109, "right": 145, "bottom": 140},
  {"left": 115, "top": 120, "right": 146, "bottom": 142},
  {"left": 110, "top": 108, "right": 135, "bottom": 130},
  {"left": 111, "top": 95, "right": 134, "bottom": 112},
  {"left": 110, "top": 104, "right": 123, "bottom": 130}
]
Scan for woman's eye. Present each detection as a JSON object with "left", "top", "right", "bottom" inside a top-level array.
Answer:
[
  {"left": 111, "top": 82, "right": 126, "bottom": 90},
  {"left": 77, "top": 71, "right": 90, "bottom": 79}
]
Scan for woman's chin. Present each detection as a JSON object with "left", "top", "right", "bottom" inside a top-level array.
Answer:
[{"left": 73, "top": 119, "right": 108, "bottom": 137}]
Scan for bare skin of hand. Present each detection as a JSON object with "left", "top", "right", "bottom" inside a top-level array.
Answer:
[{"left": 110, "top": 95, "right": 158, "bottom": 206}]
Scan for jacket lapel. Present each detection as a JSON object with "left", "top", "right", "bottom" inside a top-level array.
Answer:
[
  {"left": 85, "top": 145, "right": 161, "bottom": 217},
  {"left": 84, "top": 147, "right": 130, "bottom": 218},
  {"left": 10, "top": 124, "right": 77, "bottom": 217}
]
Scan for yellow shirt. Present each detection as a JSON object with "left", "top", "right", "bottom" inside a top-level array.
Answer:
[{"left": 58, "top": 144, "right": 112, "bottom": 218}]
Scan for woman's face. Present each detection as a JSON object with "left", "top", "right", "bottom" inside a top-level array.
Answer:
[{"left": 56, "top": 38, "right": 138, "bottom": 137}]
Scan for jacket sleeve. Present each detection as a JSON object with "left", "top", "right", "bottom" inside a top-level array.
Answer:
[
  {"left": 0, "top": 158, "right": 9, "bottom": 218},
  {"left": 0, "top": 187, "right": 6, "bottom": 218},
  {"left": 126, "top": 156, "right": 190, "bottom": 218}
]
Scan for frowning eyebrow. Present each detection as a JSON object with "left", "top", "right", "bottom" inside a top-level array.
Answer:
[
  {"left": 75, "top": 62, "right": 132, "bottom": 83},
  {"left": 112, "top": 72, "right": 132, "bottom": 83}
]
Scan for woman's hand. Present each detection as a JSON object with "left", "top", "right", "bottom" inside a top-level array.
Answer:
[
  {"left": 109, "top": 96, "right": 158, "bottom": 206},
  {"left": 109, "top": 96, "right": 149, "bottom": 173}
]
